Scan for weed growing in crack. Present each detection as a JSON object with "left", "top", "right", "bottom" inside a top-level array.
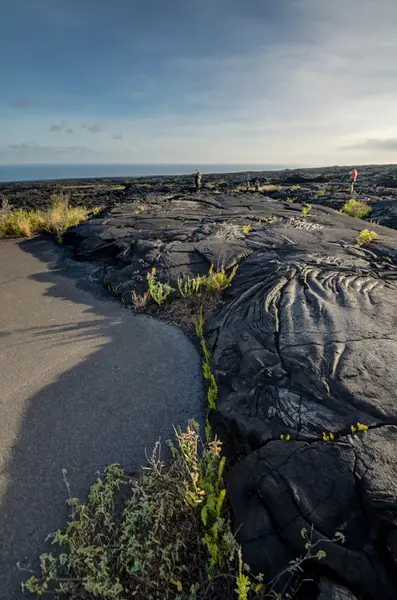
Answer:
[{"left": 192, "top": 306, "right": 218, "bottom": 410}]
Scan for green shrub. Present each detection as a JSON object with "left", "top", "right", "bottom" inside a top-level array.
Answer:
[
  {"left": 22, "top": 423, "right": 240, "bottom": 600},
  {"left": 341, "top": 199, "right": 371, "bottom": 219},
  {"left": 356, "top": 229, "right": 379, "bottom": 246},
  {"left": 241, "top": 224, "right": 252, "bottom": 234},
  {"left": 301, "top": 203, "right": 312, "bottom": 217}
]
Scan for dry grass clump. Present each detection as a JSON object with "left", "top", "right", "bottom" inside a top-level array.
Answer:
[
  {"left": 0, "top": 209, "right": 45, "bottom": 237},
  {"left": 0, "top": 193, "right": 88, "bottom": 238},
  {"left": 44, "top": 194, "right": 88, "bottom": 237}
]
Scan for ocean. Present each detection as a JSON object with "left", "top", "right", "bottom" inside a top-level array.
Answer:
[{"left": 0, "top": 163, "right": 291, "bottom": 184}]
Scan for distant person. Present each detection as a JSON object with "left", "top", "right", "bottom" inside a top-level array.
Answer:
[
  {"left": 195, "top": 170, "right": 202, "bottom": 191},
  {"left": 349, "top": 167, "right": 358, "bottom": 194},
  {"left": 254, "top": 178, "right": 260, "bottom": 191}
]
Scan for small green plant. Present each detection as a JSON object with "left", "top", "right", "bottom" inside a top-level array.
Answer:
[
  {"left": 316, "top": 187, "right": 326, "bottom": 198},
  {"left": 291, "top": 184, "right": 301, "bottom": 190},
  {"left": 241, "top": 224, "right": 252, "bottom": 234},
  {"left": 285, "top": 197, "right": 295, "bottom": 204},
  {"left": 350, "top": 422, "right": 369, "bottom": 434},
  {"left": 133, "top": 207, "right": 144, "bottom": 215},
  {"left": 301, "top": 203, "right": 312, "bottom": 217},
  {"left": 146, "top": 268, "right": 172, "bottom": 306},
  {"left": 322, "top": 432, "right": 335, "bottom": 442},
  {"left": 205, "top": 264, "right": 238, "bottom": 294},
  {"left": 177, "top": 275, "right": 204, "bottom": 298},
  {"left": 341, "top": 199, "right": 371, "bottom": 219},
  {"left": 356, "top": 229, "right": 379, "bottom": 246},
  {"left": 280, "top": 433, "right": 291, "bottom": 441}
]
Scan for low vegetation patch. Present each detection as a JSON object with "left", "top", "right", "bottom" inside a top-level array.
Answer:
[
  {"left": 0, "top": 194, "right": 89, "bottom": 238},
  {"left": 301, "top": 203, "right": 312, "bottom": 217},
  {"left": 340, "top": 199, "right": 372, "bottom": 219},
  {"left": 356, "top": 229, "right": 379, "bottom": 246}
]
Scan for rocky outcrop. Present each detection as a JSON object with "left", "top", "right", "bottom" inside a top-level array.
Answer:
[{"left": 62, "top": 191, "right": 397, "bottom": 599}]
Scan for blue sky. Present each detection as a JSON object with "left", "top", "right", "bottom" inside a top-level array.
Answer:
[{"left": 1, "top": 0, "right": 397, "bottom": 165}]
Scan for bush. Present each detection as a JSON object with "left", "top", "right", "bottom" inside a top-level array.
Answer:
[
  {"left": 22, "top": 423, "right": 241, "bottom": 600},
  {"left": 341, "top": 199, "right": 371, "bottom": 219},
  {"left": 356, "top": 229, "right": 379, "bottom": 246}
]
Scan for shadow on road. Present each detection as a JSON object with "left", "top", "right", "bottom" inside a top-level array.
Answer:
[{"left": 0, "top": 237, "right": 202, "bottom": 599}]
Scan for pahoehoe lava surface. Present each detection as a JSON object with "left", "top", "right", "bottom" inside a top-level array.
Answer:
[{"left": 4, "top": 167, "right": 397, "bottom": 599}]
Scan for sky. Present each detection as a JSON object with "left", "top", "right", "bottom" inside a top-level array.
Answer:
[{"left": 1, "top": 0, "right": 397, "bottom": 166}]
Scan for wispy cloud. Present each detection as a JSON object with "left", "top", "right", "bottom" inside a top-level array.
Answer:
[
  {"left": 343, "top": 138, "right": 397, "bottom": 152},
  {"left": 49, "top": 121, "right": 68, "bottom": 132},
  {"left": 112, "top": 133, "right": 123, "bottom": 140},
  {"left": 7, "top": 142, "right": 38, "bottom": 150},
  {"left": 81, "top": 123, "right": 103, "bottom": 133},
  {"left": 11, "top": 99, "right": 33, "bottom": 109}
]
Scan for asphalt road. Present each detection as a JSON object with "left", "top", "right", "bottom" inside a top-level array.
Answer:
[{"left": 0, "top": 237, "right": 203, "bottom": 599}]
